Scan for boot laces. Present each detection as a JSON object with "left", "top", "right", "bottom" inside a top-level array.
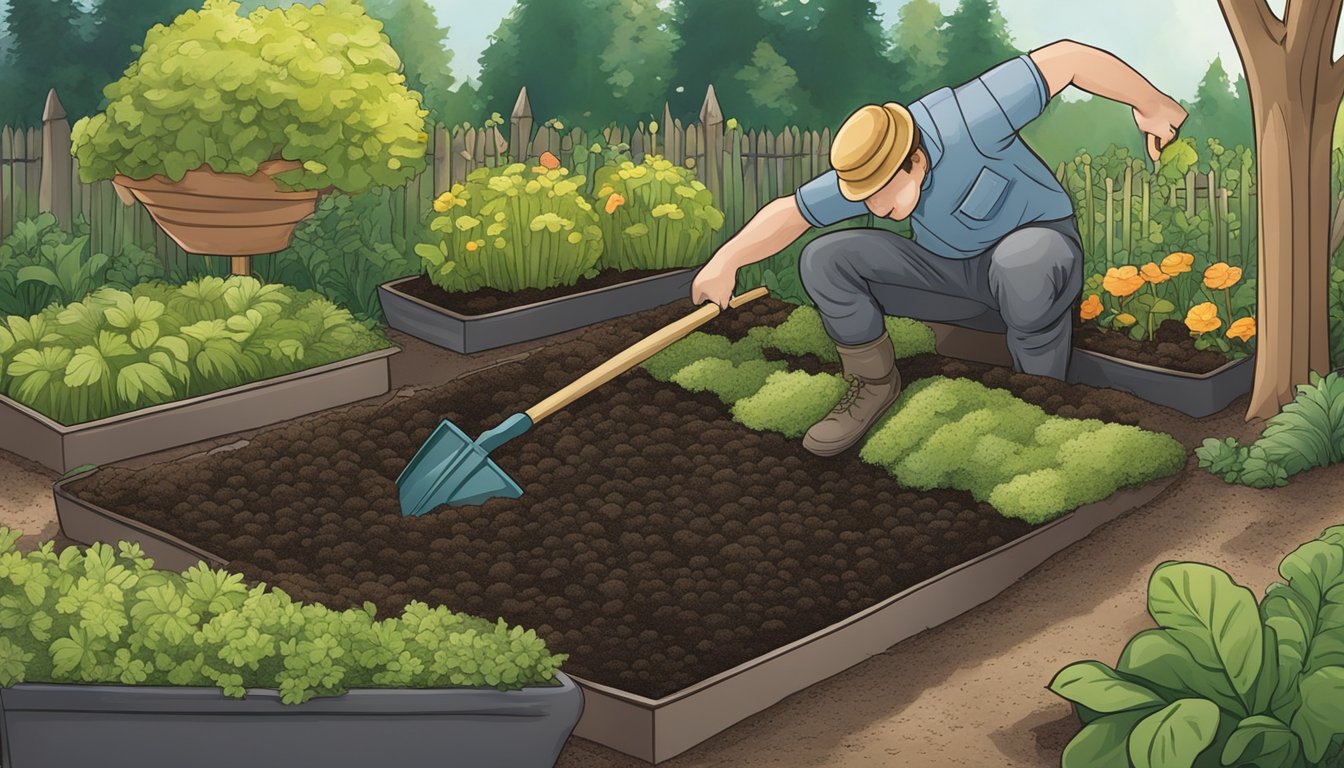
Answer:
[{"left": 832, "top": 375, "right": 867, "bottom": 414}]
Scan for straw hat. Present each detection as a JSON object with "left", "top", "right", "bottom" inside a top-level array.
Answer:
[{"left": 831, "top": 102, "right": 917, "bottom": 201}]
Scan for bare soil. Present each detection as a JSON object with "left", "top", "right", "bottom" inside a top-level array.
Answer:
[
  {"left": 1073, "top": 319, "right": 1232, "bottom": 374},
  {"left": 395, "top": 268, "right": 672, "bottom": 315}
]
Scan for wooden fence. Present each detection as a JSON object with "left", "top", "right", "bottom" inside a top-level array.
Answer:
[{"left": 2, "top": 86, "right": 1254, "bottom": 275}]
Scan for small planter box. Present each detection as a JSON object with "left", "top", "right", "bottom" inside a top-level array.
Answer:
[
  {"left": 926, "top": 323, "right": 1252, "bottom": 418},
  {"left": 0, "top": 676, "right": 583, "bottom": 768},
  {"left": 0, "top": 348, "right": 397, "bottom": 473},
  {"left": 378, "top": 268, "right": 696, "bottom": 353}
]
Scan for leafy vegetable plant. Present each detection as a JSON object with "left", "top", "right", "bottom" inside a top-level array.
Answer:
[
  {"left": 593, "top": 155, "right": 724, "bottom": 270},
  {"left": 0, "top": 528, "right": 566, "bottom": 702},
  {"left": 71, "top": 0, "right": 428, "bottom": 194},
  {"left": 416, "top": 163, "right": 603, "bottom": 293},
  {"left": 0, "top": 276, "right": 388, "bottom": 425},
  {"left": 1050, "top": 526, "right": 1344, "bottom": 768}
]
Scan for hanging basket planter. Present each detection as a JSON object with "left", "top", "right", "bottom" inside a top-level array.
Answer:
[{"left": 112, "top": 160, "right": 318, "bottom": 257}]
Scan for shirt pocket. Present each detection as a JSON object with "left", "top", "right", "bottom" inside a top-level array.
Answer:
[{"left": 954, "top": 166, "right": 1012, "bottom": 223}]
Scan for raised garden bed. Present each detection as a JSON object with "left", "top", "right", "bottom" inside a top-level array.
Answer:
[
  {"left": 379, "top": 267, "right": 696, "bottom": 353},
  {"left": 1, "top": 678, "right": 582, "bottom": 768},
  {"left": 1, "top": 347, "right": 397, "bottom": 473},
  {"left": 57, "top": 299, "right": 1183, "bottom": 762}
]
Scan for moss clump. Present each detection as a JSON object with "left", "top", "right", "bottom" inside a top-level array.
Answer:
[
  {"left": 671, "top": 358, "right": 787, "bottom": 404},
  {"left": 731, "top": 370, "right": 848, "bottom": 438}
]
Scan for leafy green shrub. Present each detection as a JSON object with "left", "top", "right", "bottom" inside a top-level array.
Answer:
[
  {"left": 756, "top": 306, "right": 935, "bottom": 363},
  {"left": 860, "top": 377, "right": 1186, "bottom": 523},
  {"left": 593, "top": 155, "right": 724, "bottom": 270},
  {"left": 1050, "top": 526, "right": 1344, "bottom": 768},
  {"left": 71, "top": 0, "right": 428, "bottom": 193},
  {"left": 671, "top": 358, "right": 787, "bottom": 404},
  {"left": 416, "top": 164, "right": 602, "bottom": 293},
  {"left": 1198, "top": 372, "right": 1344, "bottom": 488},
  {"left": 642, "top": 331, "right": 763, "bottom": 382},
  {"left": 0, "top": 528, "right": 566, "bottom": 703},
  {"left": 105, "top": 243, "right": 167, "bottom": 290},
  {"left": 731, "top": 370, "right": 848, "bottom": 438},
  {"left": 0, "top": 276, "right": 388, "bottom": 424},
  {"left": 257, "top": 190, "right": 417, "bottom": 323}
]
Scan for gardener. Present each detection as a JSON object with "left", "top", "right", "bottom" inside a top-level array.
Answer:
[{"left": 690, "top": 40, "right": 1187, "bottom": 456}]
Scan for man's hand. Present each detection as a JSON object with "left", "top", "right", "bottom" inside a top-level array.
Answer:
[
  {"left": 691, "top": 259, "right": 737, "bottom": 310},
  {"left": 1133, "top": 96, "right": 1188, "bottom": 164}
]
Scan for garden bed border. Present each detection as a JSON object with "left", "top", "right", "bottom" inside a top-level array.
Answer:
[
  {"left": 378, "top": 268, "right": 697, "bottom": 353},
  {"left": 1, "top": 347, "right": 398, "bottom": 473},
  {"left": 53, "top": 467, "right": 1175, "bottom": 763}
]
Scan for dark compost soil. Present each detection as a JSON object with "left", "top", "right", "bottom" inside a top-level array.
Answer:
[
  {"left": 396, "top": 268, "right": 675, "bottom": 315},
  {"left": 70, "top": 300, "right": 1155, "bottom": 699},
  {"left": 1073, "top": 318, "right": 1232, "bottom": 374}
]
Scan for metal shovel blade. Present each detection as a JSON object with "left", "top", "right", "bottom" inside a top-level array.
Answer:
[{"left": 397, "top": 414, "right": 532, "bottom": 516}]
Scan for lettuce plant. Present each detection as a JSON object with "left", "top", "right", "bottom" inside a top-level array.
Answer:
[
  {"left": 71, "top": 0, "right": 428, "bottom": 194},
  {"left": 0, "top": 528, "right": 566, "bottom": 702},
  {"left": 1050, "top": 526, "right": 1344, "bottom": 768},
  {"left": 0, "top": 276, "right": 388, "bottom": 425},
  {"left": 416, "top": 163, "right": 603, "bottom": 293},
  {"left": 593, "top": 155, "right": 724, "bottom": 270}
]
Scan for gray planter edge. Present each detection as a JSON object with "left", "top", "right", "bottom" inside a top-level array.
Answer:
[
  {"left": 378, "top": 268, "right": 697, "bottom": 353},
  {"left": 0, "top": 347, "right": 398, "bottom": 473},
  {"left": 55, "top": 467, "right": 1178, "bottom": 763}
]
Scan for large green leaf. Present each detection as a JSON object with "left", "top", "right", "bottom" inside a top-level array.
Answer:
[
  {"left": 1148, "top": 562, "right": 1262, "bottom": 712},
  {"left": 1289, "top": 667, "right": 1344, "bottom": 763},
  {"left": 1062, "top": 708, "right": 1155, "bottom": 768},
  {"left": 1050, "top": 661, "right": 1169, "bottom": 714},
  {"left": 1221, "top": 715, "right": 1303, "bottom": 768},
  {"left": 1118, "top": 629, "right": 1244, "bottom": 714},
  {"left": 1128, "top": 698, "right": 1222, "bottom": 768}
]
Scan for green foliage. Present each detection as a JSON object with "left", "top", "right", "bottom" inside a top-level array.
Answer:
[
  {"left": 755, "top": 306, "right": 935, "bottom": 363},
  {"left": 859, "top": 377, "right": 1186, "bottom": 523},
  {"left": 416, "top": 163, "right": 603, "bottom": 293},
  {"left": 1198, "top": 372, "right": 1344, "bottom": 488},
  {"left": 733, "top": 41, "right": 802, "bottom": 125},
  {"left": 256, "top": 191, "right": 418, "bottom": 323},
  {"left": 940, "top": 0, "right": 1020, "bottom": 88},
  {"left": 593, "top": 155, "right": 724, "bottom": 271},
  {"left": 665, "top": 0, "right": 773, "bottom": 123},
  {"left": 0, "top": 276, "right": 389, "bottom": 425},
  {"left": 70, "top": 0, "right": 429, "bottom": 194},
  {"left": 731, "top": 369, "right": 848, "bottom": 438},
  {"left": 775, "top": 0, "right": 898, "bottom": 120},
  {"left": 885, "top": 0, "right": 947, "bottom": 99},
  {"left": 671, "top": 357, "right": 786, "bottom": 404},
  {"left": 0, "top": 529, "right": 566, "bottom": 701},
  {"left": 361, "top": 0, "right": 458, "bottom": 121},
  {"left": 1050, "top": 526, "right": 1344, "bottom": 768},
  {"left": 641, "top": 331, "right": 763, "bottom": 382}
]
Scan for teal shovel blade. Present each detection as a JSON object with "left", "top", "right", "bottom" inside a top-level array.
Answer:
[{"left": 396, "top": 413, "right": 533, "bottom": 517}]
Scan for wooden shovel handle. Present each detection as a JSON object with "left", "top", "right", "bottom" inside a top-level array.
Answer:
[{"left": 525, "top": 287, "right": 769, "bottom": 424}]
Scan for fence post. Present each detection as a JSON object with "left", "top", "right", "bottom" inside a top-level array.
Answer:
[
  {"left": 699, "top": 84, "right": 724, "bottom": 206},
  {"left": 510, "top": 87, "right": 532, "bottom": 164},
  {"left": 39, "top": 89, "right": 72, "bottom": 230},
  {"left": 1121, "top": 163, "right": 1132, "bottom": 257},
  {"left": 1104, "top": 177, "right": 1114, "bottom": 269}
]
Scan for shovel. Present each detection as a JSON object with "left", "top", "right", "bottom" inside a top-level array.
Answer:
[{"left": 397, "top": 286, "right": 770, "bottom": 516}]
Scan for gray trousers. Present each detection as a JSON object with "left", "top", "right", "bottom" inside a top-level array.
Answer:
[{"left": 798, "top": 219, "right": 1083, "bottom": 379}]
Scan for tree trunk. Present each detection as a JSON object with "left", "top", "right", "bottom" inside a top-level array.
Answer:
[{"left": 1219, "top": 0, "right": 1344, "bottom": 420}]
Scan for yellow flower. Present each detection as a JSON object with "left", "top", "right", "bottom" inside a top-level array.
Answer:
[
  {"left": 1185, "top": 302, "right": 1221, "bottom": 334},
  {"left": 1203, "top": 262, "right": 1243, "bottom": 290},
  {"left": 465, "top": 241, "right": 478, "bottom": 252},
  {"left": 539, "top": 151, "right": 561, "bottom": 171},
  {"left": 1140, "top": 262, "right": 1170, "bottom": 284},
  {"left": 432, "top": 192, "right": 457, "bottom": 212},
  {"left": 1226, "top": 317, "right": 1256, "bottom": 342},
  {"left": 1079, "top": 294, "right": 1103, "bottom": 321},
  {"left": 1102, "top": 266, "right": 1144, "bottom": 298},
  {"left": 1115, "top": 313, "right": 1137, "bottom": 327},
  {"left": 1160, "top": 252, "right": 1194, "bottom": 277},
  {"left": 604, "top": 193, "right": 626, "bottom": 214}
]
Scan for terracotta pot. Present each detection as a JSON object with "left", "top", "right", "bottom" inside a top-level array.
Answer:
[{"left": 112, "top": 160, "right": 318, "bottom": 256}]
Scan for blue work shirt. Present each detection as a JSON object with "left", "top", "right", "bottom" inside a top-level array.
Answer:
[{"left": 795, "top": 54, "right": 1076, "bottom": 259}]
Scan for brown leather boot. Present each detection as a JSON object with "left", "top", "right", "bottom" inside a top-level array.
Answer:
[{"left": 802, "top": 333, "right": 902, "bottom": 457}]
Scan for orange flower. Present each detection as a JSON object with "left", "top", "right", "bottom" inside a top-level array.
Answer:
[
  {"left": 1226, "top": 317, "right": 1256, "bottom": 342},
  {"left": 1184, "top": 302, "right": 1221, "bottom": 334},
  {"left": 1203, "top": 262, "right": 1243, "bottom": 290},
  {"left": 604, "top": 193, "right": 626, "bottom": 214},
  {"left": 539, "top": 151, "right": 561, "bottom": 170},
  {"left": 1160, "top": 252, "right": 1194, "bottom": 276},
  {"left": 465, "top": 241, "right": 479, "bottom": 252},
  {"left": 1102, "top": 266, "right": 1144, "bottom": 298},
  {"left": 1140, "top": 262, "right": 1170, "bottom": 284},
  {"left": 1079, "top": 294, "right": 1103, "bottom": 321}
]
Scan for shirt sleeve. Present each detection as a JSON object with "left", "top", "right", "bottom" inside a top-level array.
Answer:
[
  {"left": 954, "top": 54, "right": 1050, "bottom": 150},
  {"left": 794, "top": 170, "right": 869, "bottom": 228}
]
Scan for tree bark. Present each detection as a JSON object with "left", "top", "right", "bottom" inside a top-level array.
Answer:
[{"left": 1218, "top": 0, "right": 1344, "bottom": 420}]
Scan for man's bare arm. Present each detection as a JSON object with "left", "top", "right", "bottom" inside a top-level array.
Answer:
[{"left": 690, "top": 196, "right": 811, "bottom": 308}]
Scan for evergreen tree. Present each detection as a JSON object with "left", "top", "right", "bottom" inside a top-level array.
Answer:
[
  {"left": 1180, "top": 57, "right": 1253, "bottom": 151},
  {"left": 88, "top": 0, "right": 199, "bottom": 101},
  {"left": 3, "top": 0, "right": 92, "bottom": 125},
  {"left": 667, "top": 0, "right": 771, "bottom": 123},
  {"left": 941, "top": 0, "right": 1019, "bottom": 88},
  {"left": 734, "top": 40, "right": 802, "bottom": 128},
  {"left": 363, "top": 0, "right": 458, "bottom": 122},
  {"left": 601, "top": 0, "right": 676, "bottom": 119},
  {"left": 886, "top": 0, "right": 946, "bottom": 100},
  {"left": 800, "top": 0, "right": 897, "bottom": 120}
]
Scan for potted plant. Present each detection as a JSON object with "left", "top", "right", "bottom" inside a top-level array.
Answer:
[
  {"left": 0, "top": 528, "right": 583, "bottom": 768},
  {"left": 70, "top": 0, "right": 429, "bottom": 274},
  {"left": 380, "top": 152, "right": 720, "bottom": 353}
]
